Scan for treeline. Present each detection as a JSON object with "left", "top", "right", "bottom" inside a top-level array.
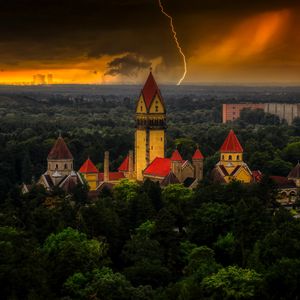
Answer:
[
  {"left": 0, "top": 179, "right": 299, "bottom": 299},
  {"left": 1, "top": 94, "right": 300, "bottom": 199}
]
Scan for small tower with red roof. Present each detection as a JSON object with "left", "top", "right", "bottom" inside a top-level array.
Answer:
[
  {"left": 219, "top": 129, "right": 244, "bottom": 173},
  {"left": 171, "top": 149, "right": 183, "bottom": 180},
  {"left": 212, "top": 129, "right": 252, "bottom": 184},
  {"left": 135, "top": 70, "right": 166, "bottom": 181},
  {"left": 192, "top": 146, "right": 204, "bottom": 181},
  {"left": 79, "top": 157, "right": 99, "bottom": 190},
  {"left": 47, "top": 135, "right": 74, "bottom": 177}
]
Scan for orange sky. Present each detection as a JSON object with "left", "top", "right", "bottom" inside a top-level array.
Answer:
[{"left": 0, "top": 1, "right": 299, "bottom": 85}]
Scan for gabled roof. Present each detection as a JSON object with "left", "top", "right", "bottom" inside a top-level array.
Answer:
[
  {"left": 288, "top": 162, "right": 300, "bottom": 179},
  {"left": 141, "top": 71, "right": 163, "bottom": 109},
  {"left": 48, "top": 136, "right": 73, "bottom": 160},
  {"left": 118, "top": 155, "right": 129, "bottom": 172},
  {"left": 192, "top": 148, "right": 204, "bottom": 160},
  {"left": 144, "top": 157, "right": 171, "bottom": 178},
  {"left": 270, "top": 176, "right": 296, "bottom": 188},
  {"left": 79, "top": 158, "right": 99, "bottom": 173},
  {"left": 220, "top": 130, "right": 243, "bottom": 153},
  {"left": 171, "top": 150, "right": 183, "bottom": 161},
  {"left": 160, "top": 171, "right": 180, "bottom": 187}
]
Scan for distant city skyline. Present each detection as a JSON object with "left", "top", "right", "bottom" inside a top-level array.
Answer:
[{"left": 0, "top": 1, "right": 299, "bottom": 85}]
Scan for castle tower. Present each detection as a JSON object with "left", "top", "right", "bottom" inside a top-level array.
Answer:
[
  {"left": 79, "top": 158, "right": 99, "bottom": 190},
  {"left": 213, "top": 129, "right": 252, "bottom": 184},
  {"left": 135, "top": 71, "right": 166, "bottom": 181},
  {"left": 220, "top": 129, "right": 244, "bottom": 174},
  {"left": 170, "top": 149, "right": 183, "bottom": 181},
  {"left": 192, "top": 147, "right": 204, "bottom": 181},
  {"left": 47, "top": 135, "right": 74, "bottom": 177}
]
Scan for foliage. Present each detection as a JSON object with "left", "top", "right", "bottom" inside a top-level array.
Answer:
[{"left": 202, "top": 266, "right": 262, "bottom": 299}]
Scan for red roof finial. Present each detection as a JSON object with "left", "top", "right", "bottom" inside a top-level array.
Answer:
[{"left": 220, "top": 129, "right": 243, "bottom": 153}]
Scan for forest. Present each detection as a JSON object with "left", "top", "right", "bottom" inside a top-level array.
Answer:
[{"left": 0, "top": 86, "right": 300, "bottom": 299}]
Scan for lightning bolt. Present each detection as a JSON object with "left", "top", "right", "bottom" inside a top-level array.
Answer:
[{"left": 158, "top": 0, "right": 187, "bottom": 85}]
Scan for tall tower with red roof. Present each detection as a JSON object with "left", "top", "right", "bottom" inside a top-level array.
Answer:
[{"left": 135, "top": 71, "right": 166, "bottom": 180}]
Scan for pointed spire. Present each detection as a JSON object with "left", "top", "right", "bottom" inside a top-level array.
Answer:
[
  {"left": 220, "top": 129, "right": 243, "bottom": 153},
  {"left": 141, "top": 71, "right": 163, "bottom": 109},
  {"left": 171, "top": 149, "right": 183, "bottom": 161},
  {"left": 79, "top": 158, "right": 99, "bottom": 173},
  {"left": 48, "top": 136, "right": 73, "bottom": 160},
  {"left": 288, "top": 162, "right": 300, "bottom": 179},
  {"left": 192, "top": 148, "right": 204, "bottom": 160},
  {"left": 118, "top": 155, "right": 129, "bottom": 172}
]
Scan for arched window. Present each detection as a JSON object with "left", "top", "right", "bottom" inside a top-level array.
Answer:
[
  {"left": 237, "top": 155, "right": 240, "bottom": 160},
  {"left": 55, "top": 164, "right": 58, "bottom": 169},
  {"left": 155, "top": 106, "right": 159, "bottom": 112},
  {"left": 222, "top": 155, "right": 225, "bottom": 160},
  {"left": 140, "top": 106, "right": 143, "bottom": 112},
  {"left": 229, "top": 155, "right": 232, "bottom": 160},
  {"left": 64, "top": 163, "right": 68, "bottom": 169}
]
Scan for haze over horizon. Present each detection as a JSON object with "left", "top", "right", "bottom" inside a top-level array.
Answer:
[{"left": 0, "top": 0, "right": 299, "bottom": 85}]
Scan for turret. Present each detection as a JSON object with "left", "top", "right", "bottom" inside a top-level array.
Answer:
[
  {"left": 47, "top": 135, "right": 74, "bottom": 177},
  {"left": 220, "top": 129, "right": 243, "bottom": 172},
  {"left": 192, "top": 147, "right": 204, "bottom": 181},
  {"left": 171, "top": 149, "right": 183, "bottom": 181}
]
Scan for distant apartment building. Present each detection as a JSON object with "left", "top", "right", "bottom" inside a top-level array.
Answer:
[
  {"left": 222, "top": 103, "right": 265, "bottom": 123},
  {"left": 223, "top": 103, "right": 300, "bottom": 125},
  {"left": 47, "top": 74, "right": 53, "bottom": 84},
  {"left": 33, "top": 74, "right": 46, "bottom": 85},
  {"left": 33, "top": 73, "right": 54, "bottom": 85}
]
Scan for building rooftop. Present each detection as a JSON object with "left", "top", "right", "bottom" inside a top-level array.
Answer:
[
  {"left": 48, "top": 136, "right": 73, "bottom": 160},
  {"left": 220, "top": 129, "right": 243, "bottom": 153}
]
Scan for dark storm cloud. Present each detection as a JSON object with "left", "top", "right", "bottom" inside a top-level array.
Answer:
[
  {"left": 105, "top": 54, "right": 151, "bottom": 77},
  {"left": 0, "top": 0, "right": 299, "bottom": 70}
]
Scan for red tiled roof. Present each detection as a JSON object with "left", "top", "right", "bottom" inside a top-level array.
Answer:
[
  {"left": 141, "top": 71, "right": 163, "bottom": 109},
  {"left": 48, "top": 136, "right": 73, "bottom": 160},
  {"left": 270, "top": 176, "right": 296, "bottom": 188},
  {"left": 144, "top": 157, "right": 171, "bottom": 177},
  {"left": 192, "top": 148, "right": 204, "bottom": 160},
  {"left": 99, "top": 172, "right": 125, "bottom": 181},
  {"left": 118, "top": 155, "right": 129, "bottom": 172},
  {"left": 220, "top": 130, "right": 243, "bottom": 153},
  {"left": 252, "top": 170, "right": 263, "bottom": 182},
  {"left": 171, "top": 150, "right": 183, "bottom": 161},
  {"left": 79, "top": 158, "right": 99, "bottom": 173}
]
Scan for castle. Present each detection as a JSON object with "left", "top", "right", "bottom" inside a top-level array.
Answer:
[
  {"left": 79, "top": 71, "right": 204, "bottom": 191},
  {"left": 27, "top": 71, "right": 300, "bottom": 203}
]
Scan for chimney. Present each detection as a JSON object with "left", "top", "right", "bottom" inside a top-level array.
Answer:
[
  {"left": 129, "top": 150, "right": 134, "bottom": 176},
  {"left": 104, "top": 151, "right": 109, "bottom": 182}
]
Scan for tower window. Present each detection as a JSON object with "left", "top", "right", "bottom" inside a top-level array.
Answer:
[
  {"left": 155, "top": 106, "right": 158, "bottom": 112},
  {"left": 161, "top": 137, "right": 163, "bottom": 141},
  {"left": 64, "top": 163, "right": 68, "bottom": 169},
  {"left": 56, "top": 164, "right": 58, "bottom": 169},
  {"left": 237, "top": 155, "right": 240, "bottom": 160},
  {"left": 140, "top": 106, "right": 143, "bottom": 112},
  {"left": 229, "top": 155, "right": 232, "bottom": 160},
  {"left": 222, "top": 155, "right": 224, "bottom": 160}
]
